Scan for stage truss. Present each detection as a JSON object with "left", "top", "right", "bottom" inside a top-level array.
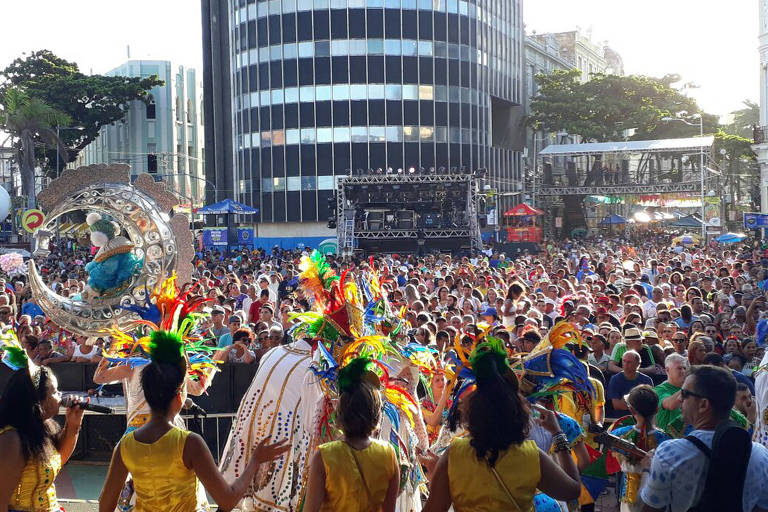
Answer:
[{"left": 336, "top": 173, "right": 483, "bottom": 256}]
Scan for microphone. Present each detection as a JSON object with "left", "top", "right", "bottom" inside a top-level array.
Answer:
[
  {"left": 184, "top": 398, "right": 207, "bottom": 417},
  {"left": 61, "top": 396, "right": 113, "bottom": 414}
]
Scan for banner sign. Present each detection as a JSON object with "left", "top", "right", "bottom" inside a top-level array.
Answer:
[
  {"left": 21, "top": 209, "right": 45, "bottom": 233},
  {"left": 237, "top": 228, "right": 254, "bottom": 247},
  {"left": 202, "top": 228, "right": 228, "bottom": 247},
  {"left": 744, "top": 212, "right": 768, "bottom": 229}
]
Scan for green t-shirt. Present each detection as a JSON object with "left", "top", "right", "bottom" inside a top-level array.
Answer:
[
  {"left": 654, "top": 381, "right": 682, "bottom": 437},
  {"left": 654, "top": 380, "right": 750, "bottom": 438},
  {"left": 611, "top": 342, "right": 656, "bottom": 366}
]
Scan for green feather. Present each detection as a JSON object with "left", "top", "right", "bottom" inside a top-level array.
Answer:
[
  {"left": 149, "top": 330, "right": 185, "bottom": 365},
  {"left": 469, "top": 337, "right": 510, "bottom": 386},
  {"left": 337, "top": 357, "right": 372, "bottom": 393},
  {"left": 1, "top": 346, "right": 29, "bottom": 371},
  {"left": 310, "top": 250, "right": 340, "bottom": 289}
]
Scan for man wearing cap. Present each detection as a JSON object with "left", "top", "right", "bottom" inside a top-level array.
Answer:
[
  {"left": 479, "top": 307, "right": 500, "bottom": 328},
  {"left": 209, "top": 307, "right": 229, "bottom": 343},
  {"left": 217, "top": 314, "right": 243, "bottom": 348},
  {"left": 607, "top": 327, "right": 657, "bottom": 376}
]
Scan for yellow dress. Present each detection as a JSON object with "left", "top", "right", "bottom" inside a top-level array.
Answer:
[
  {"left": 448, "top": 437, "right": 540, "bottom": 512},
  {"left": 0, "top": 425, "right": 61, "bottom": 512},
  {"left": 120, "top": 426, "right": 207, "bottom": 512},
  {"left": 318, "top": 439, "right": 396, "bottom": 512}
]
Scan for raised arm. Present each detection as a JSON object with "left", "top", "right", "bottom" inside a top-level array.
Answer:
[{"left": 92, "top": 358, "right": 132, "bottom": 385}]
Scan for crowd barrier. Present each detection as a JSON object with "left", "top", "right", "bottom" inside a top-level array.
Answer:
[{"left": 0, "top": 362, "right": 259, "bottom": 462}]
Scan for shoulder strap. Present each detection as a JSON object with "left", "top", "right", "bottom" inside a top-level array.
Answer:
[
  {"left": 489, "top": 466, "right": 522, "bottom": 512},
  {"left": 346, "top": 443, "right": 374, "bottom": 507},
  {"left": 685, "top": 435, "right": 711, "bottom": 458}
]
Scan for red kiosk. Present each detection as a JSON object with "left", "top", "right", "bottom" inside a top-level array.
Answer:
[{"left": 503, "top": 203, "right": 543, "bottom": 243}]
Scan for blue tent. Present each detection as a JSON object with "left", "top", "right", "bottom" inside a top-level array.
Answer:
[
  {"left": 599, "top": 214, "right": 627, "bottom": 225},
  {"left": 715, "top": 232, "right": 747, "bottom": 244},
  {"left": 665, "top": 215, "right": 702, "bottom": 228},
  {"left": 196, "top": 198, "right": 259, "bottom": 215}
]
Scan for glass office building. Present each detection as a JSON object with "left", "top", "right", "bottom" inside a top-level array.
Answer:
[{"left": 227, "top": 0, "right": 524, "bottom": 228}]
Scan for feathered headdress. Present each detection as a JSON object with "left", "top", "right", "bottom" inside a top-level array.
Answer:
[
  {"left": 0, "top": 329, "right": 42, "bottom": 387},
  {"left": 104, "top": 275, "right": 217, "bottom": 382}
]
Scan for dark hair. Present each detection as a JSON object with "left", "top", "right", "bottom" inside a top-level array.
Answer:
[
  {"left": 626, "top": 384, "right": 659, "bottom": 419},
  {"left": 466, "top": 356, "right": 529, "bottom": 467},
  {"left": 232, "top": 328, "right": 254, "bottom": 344},
  {"left": 141, "top": 361, "right": 185, "bottom": 414},
  {"left": 0, "top": 367, "right": 59, "bottom": 461},
  {"left": 689, "top": 365, "right": 736, "bottom": 419},
  {"left": 736, "top": 383, "right": 750, "bottom": 394},
  {"left": 337, "top": 380, "right": 381, "bottom": 439}
]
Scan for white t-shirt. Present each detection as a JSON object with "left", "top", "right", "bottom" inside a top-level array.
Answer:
[{"left": 640, "top": 429, "right": 768, "bottom": 512}]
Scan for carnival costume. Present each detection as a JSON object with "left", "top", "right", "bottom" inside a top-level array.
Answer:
[
  {"left": 316, "top": 357, "right": 398, "bottom": 512},
  {"left": 432, "top": 322, "right": 597, "bottom": 512},
  {"left": 117, "top": 329, "right": 211, "bottom": 512},
  {"left": 0, "top": 330, "right": 64, "bottom": 512},
  {"left": 610, "top": 418, "right": 670, "bottom": 512},
  {"left": 219, "top": 251, "right": 428, "bottom": 512},
  {"left": 101, "top": 275, "right": 217, "bottom": 511}
]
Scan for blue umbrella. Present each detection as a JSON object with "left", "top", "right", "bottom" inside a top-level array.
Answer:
[
  {"left": 196, "top": 198, "right": 259, "bottom": 215},
  {"left": 715, "top": 232, "right": 747, "bottom": 244}
]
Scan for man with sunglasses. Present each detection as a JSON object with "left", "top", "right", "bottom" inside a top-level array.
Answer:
[{"left": 641, "top": 366, "right": 768, "bottom": 512}]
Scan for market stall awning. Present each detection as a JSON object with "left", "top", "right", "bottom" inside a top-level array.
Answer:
[
  {"left": 504, "top": 203, "right": 544, "bottom": 216},
  {"left": 538, "top": 136, "right": 715, "bottom": 157}
]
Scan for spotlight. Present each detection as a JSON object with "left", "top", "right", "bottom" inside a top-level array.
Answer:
[{"left": 408, "top": 166, "right": 416, "bottom": 174}]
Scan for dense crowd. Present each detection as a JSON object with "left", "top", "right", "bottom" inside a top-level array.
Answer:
[{"left": 3, "top": 233, "right": 768, "bottom": 511}]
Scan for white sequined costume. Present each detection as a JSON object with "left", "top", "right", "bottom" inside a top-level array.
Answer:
[{"left": 219, "top": 339, "right": 324, "bottom": 512}]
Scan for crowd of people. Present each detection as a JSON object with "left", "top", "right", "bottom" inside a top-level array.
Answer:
[{"left": 3, "top": 233, "right": 768, "bottom": 511}]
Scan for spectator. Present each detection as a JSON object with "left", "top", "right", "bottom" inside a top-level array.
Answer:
[
  {"left": 607, "top": 350, "right": 653, "bottom": 415},
  {"left": 640, "top": 366, "right": 768, "bottom": 511},
  {"left": 209, "top": 307, "right": 229, "bottom": 342},
  {"left": 654, "top": 353, "right": 689, "bottom": 438},
  {"left": 702, "top": 352, "right": 754, "bottom": 396},
  {"left": 734, "top": 382, "right": 757, "bottom": 428},
  {"left": 217, "top": 316, "right": 243, "bottom": 348},
  {"left": 216, "top": 328, "right": 256, "bottom": 364}
]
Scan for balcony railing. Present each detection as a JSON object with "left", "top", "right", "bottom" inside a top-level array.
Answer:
[{"left": 754, "top": 125, "right": 768, "bottom": 145}]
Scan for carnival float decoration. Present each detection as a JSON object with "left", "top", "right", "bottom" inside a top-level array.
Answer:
[{"left": 29, "top": 164, "right": 194, "bottom": 337}]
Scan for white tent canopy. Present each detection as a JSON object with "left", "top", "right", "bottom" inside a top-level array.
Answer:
[{"left": 538, "top": 136, "right": 715, "bottom": 157}]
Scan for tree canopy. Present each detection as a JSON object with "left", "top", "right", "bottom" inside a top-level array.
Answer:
[
  {"left": 0, "top": 50, "right": 163, "bottom": 169},
  {"left": 528, "top": 70, "right": 719, "bottom": 142}
]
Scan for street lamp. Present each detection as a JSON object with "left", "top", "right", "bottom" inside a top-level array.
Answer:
[{"left": 661, "top": 114, "right": 705, "bottom": 239}]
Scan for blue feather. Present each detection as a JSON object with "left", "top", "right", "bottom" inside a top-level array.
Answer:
[{"left": 757, "top": 318, "right": 768, "bottom": 347}]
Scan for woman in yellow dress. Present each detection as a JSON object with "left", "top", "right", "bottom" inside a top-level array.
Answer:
[
  {"left": 423, "top": 340, "right": 582, "bottom": 512},
  {"left": 303, "top": 357, "right": 401, "bottom": 512},
  {"left": 98, "top": 331, "right": 290, "bottom": 512},
  {"left": 0, "top": 349, "right": 86, "bottom": 512}
]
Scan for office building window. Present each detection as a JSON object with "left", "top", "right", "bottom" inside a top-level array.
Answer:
[{"left": 146, "top": 95, "right": 156, "bottom": 120}]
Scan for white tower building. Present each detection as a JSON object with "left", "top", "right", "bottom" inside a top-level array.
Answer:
[{"left": 755, "top": 0, "right": 768, "bottom": 213}]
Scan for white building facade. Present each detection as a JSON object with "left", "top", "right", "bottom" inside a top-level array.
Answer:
[
  {"left": 755, "top": 1, "right": 768, "bottom": 213},
  {"left": 76, "top": 60, "right": 206, "bottom": 208}
]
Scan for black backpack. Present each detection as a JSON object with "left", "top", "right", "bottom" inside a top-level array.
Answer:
[{"left": 686, "top": 421, "right": 752, "bottom": 512}]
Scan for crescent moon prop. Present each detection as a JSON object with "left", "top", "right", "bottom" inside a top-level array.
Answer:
[{"left": 29, "top": 164, "right": 195, "bottom": 337}]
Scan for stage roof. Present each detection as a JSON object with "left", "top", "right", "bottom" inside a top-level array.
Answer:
[{"left": 538, "top": 136, "right": 715, "bottom": 157}]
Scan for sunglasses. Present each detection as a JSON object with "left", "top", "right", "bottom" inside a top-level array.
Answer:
[{"left": 680, "top": 388, "right": 707, "bottom": 401}]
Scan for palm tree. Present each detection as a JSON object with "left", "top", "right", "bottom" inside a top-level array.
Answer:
[{"left": 0, "top": 87, "right": 69, "bottom": 208}]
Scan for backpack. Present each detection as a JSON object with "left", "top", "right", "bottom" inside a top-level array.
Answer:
[{"left": 685, "top": 421, "right": 752, "bottom": 512}]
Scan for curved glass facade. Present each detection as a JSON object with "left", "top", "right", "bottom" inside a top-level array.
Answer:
[{"left": 230, "top": 0, "right": 524, "bottom": 223}]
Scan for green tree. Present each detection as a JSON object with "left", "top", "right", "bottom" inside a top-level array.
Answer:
[
  {"left": 0, "top": 50, "right": 163, "bottom": 173},
  {"left": 723, "top": 100, "right": 759, "bottom": 139},
  {"left": 713, "top": 130, "right": 756, "bottom": 213},
  {"left": 0, "top": 87, "right": 70, "bottom": 207},
  {"left": 529, "top": 70, "right": 718, "bottom": 142}
]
